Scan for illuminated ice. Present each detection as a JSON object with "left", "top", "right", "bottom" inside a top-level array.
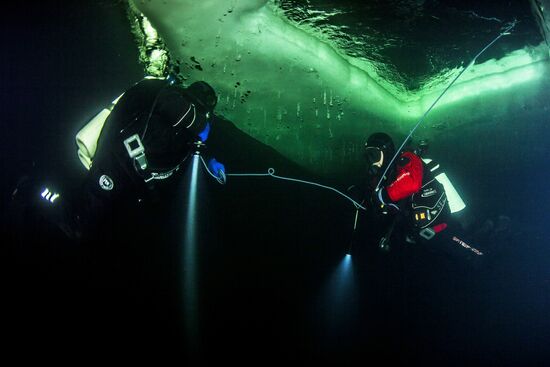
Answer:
[{"left": 129, "top": 0, "right": 550, "bottom": 174}]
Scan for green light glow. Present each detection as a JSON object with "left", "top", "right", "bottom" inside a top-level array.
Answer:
[
  {"left": 410, "top": 46, "right": 547, "bottom": 116},
  {"left": 129, "top": 0, "right": 550, "bottom": 174},
  {"left": 129, "top": 9, "right": 168, "bottom": 77}
]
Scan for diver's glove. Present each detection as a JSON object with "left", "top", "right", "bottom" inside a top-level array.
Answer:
[
  {"left": 208, "top": 158, "right": 225, "bottom": 179},
  {"left": 198, "top": 122, "right": 211, "bottom": 142}
]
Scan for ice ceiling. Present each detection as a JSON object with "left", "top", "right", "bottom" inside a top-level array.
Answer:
[{"left": 128, "top": 0, "right": 550, "bottom": 174}]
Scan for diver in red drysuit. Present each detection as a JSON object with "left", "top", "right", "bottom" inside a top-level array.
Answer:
[{"left": 363, "top": 132, "right": 483, "bottom": 266}]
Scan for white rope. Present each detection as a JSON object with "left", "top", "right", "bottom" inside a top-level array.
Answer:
[
  {"left": 375, "top": 19, "right": 517, "bottom": 191},
  {"left": 199, "top": 157, "right": 366, "bottom": 210}
]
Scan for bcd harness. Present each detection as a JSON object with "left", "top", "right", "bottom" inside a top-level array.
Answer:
[{"left": 411, "top": 158, "right": 466, "bottom": 240}]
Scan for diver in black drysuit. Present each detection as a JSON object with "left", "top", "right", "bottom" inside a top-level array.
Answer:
[
  {"left": 4, "top": 77, "right": 228, "bottom": 350},
  {"left": 7, "top": 77, "right": 225, "bottom": 243}
]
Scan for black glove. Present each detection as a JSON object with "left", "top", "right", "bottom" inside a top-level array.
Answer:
[{"left": 370, "top": 188, "right": 400, "bottom": 215}]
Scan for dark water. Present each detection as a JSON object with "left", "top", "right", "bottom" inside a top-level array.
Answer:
[{"left": 1, "top": 1, "right": 549, "bottom": 365}]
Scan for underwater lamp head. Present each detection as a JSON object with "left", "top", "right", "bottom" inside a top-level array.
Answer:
[{"left": 192, "top": 140, "right": 206, "bottom": 155}]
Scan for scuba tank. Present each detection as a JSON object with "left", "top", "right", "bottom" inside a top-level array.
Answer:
[{"left": 76, "top": 93, "right": 124, "bottom": 170}]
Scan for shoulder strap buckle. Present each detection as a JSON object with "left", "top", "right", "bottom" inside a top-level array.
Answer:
[{"left": 124, "top": 134, "right": 148, "bottom": 170}]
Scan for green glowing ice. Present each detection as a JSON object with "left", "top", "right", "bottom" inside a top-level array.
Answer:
[{"left": 128, "top": 0, "right": 550, "bottom": 175}]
